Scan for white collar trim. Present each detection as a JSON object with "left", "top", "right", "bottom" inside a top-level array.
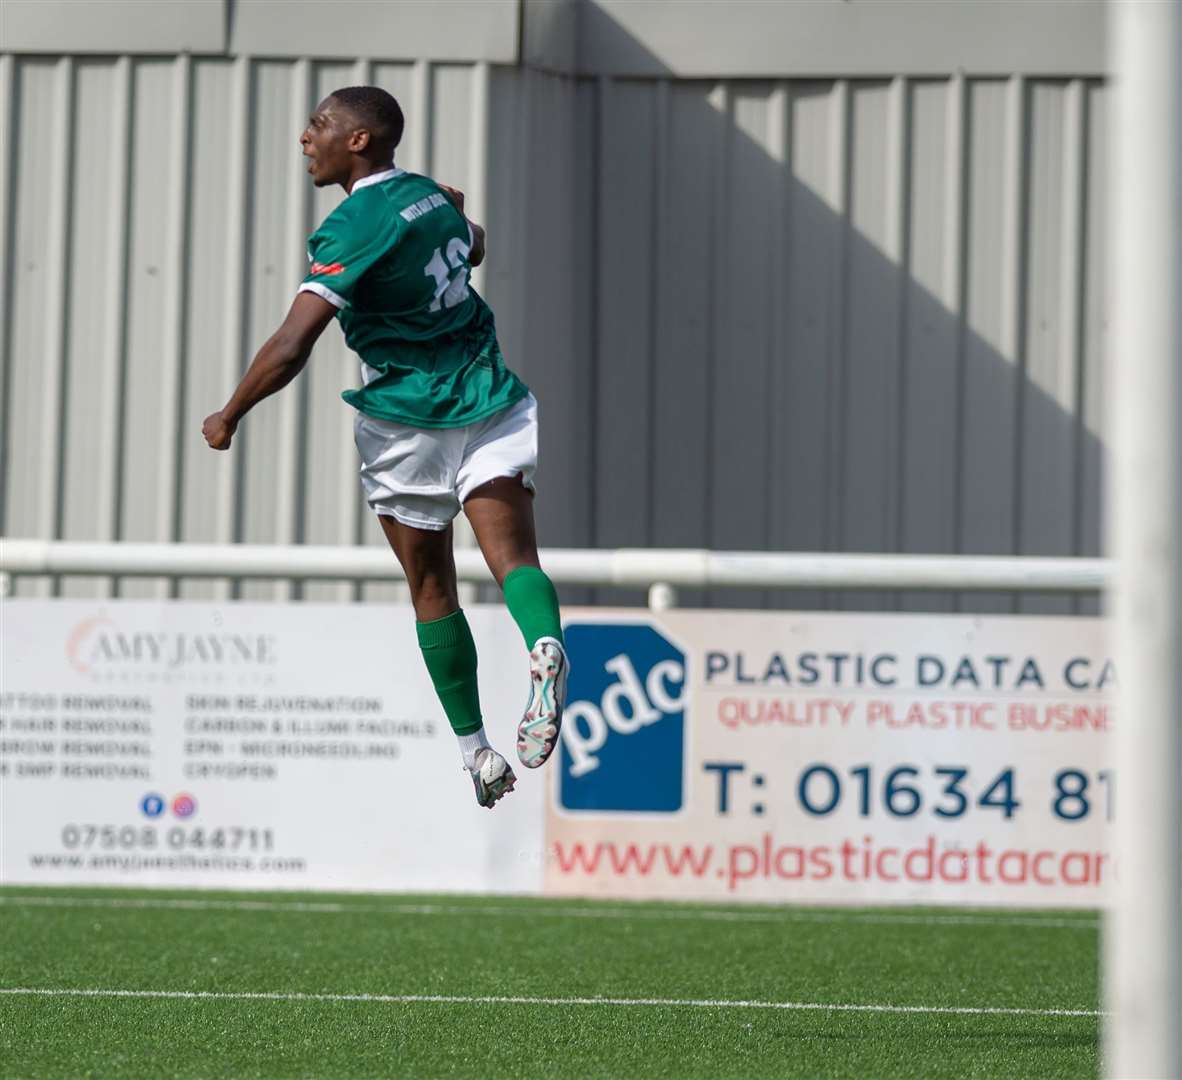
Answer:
[{"left": 351, "top": 167, "right": 404, "bottom": 194}]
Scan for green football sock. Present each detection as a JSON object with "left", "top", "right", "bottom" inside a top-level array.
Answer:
[
  {"left": 502, "top": 565, "right": 564, "bottom": 649},
  {"left": 416, "top": 610, "right": 483, "bottom": 736}
]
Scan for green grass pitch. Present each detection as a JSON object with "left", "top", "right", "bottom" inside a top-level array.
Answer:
[{"left": 0, "top": 887, "right": 1100, "bottom": 1078}]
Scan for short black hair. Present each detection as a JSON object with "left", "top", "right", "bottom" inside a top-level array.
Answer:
[{"left": 329, "top": 86, "right": 405, "bottom": 153}]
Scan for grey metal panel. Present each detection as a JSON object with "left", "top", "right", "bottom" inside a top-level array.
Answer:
[
  {"left": 1018, "top": 80, "right": 1078, "bottom": 615},
  {"left": 0, "top": 53, "right": 14, "bottom": 562},
  {"left": 649, "top": 81, "right": 722, "bottom": 607},
  {"left": 180, "top": 56, "right": 252, "bottom": 601},
  {"left": 429, "top": 65, "right": 473, "bottom": 186},
  {"left": 531, "top": 69, "right": 1104, "bottom": 614},
  {"left": 898, "top": 78, "right": 960, "bottom": 612},
  {"left": 483, "top": 66, "right": 529, "bottom": 378},
  {"left": 59, "top": 60, "right": 129, "bottom": 599},
  {"left": 590, "top": 78, "right": 658, "bottom": 605},
  {"left": 576, "top": 0, "right": 1105, "bottom": 79},
  {"left": 522, "top": 0, "right": 579, "bottom": 74},
  {"left": 497, "top": 69, "right": 593, "bottom": 554},
  {"left": 840, "top": 80, "right": 904, "bottom": 611},
  {"left": 4, "top": 0, "right": 226, "bottom": 55},
  {"left": 1078, "top": 80, "right": 1109, "bottom": 617},
  {"left": 231, "top": 0, "right": 519, "bottom": 63},
  {"left": 6, "top": 0, "right": 1106, "bottom": 77},
  {"left": 178, "top": 58, "right": 240, "bottom": 599},
  {"left": 0, "top": 45, "right": 1112, "bottom": 613},
  {"left": 780, "top": 82, "right": 844, "bottom": 611},
  {"left": 6, "top": 52, "right": 497, "bottom": 607},
  {"left": 233, "top": 61, "right": 302, "bottom": 601},
  {"left": 6, "top": 59, "right": 71, "bottom": 597},
  {"left": 116, "top": 59, "right": 188, "bottom": 600},
  {"left": 709, "top": 82, "right": 778, "bottom": 609},
  {"left": 957, "top": 78, "right": 1021, "bottom": 612}
]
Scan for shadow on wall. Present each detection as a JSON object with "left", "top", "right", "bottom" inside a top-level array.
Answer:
[{"left": 508, "top": 28, "right": 1106, "bottom": 617}]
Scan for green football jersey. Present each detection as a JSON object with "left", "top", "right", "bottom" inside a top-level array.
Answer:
[{"left": 299, "top": 168, "right": 528, "bottom": 428}]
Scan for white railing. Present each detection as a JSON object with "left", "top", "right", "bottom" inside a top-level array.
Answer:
[{"left": 0, "top": 539, "right": 1111, "bottom": 610}]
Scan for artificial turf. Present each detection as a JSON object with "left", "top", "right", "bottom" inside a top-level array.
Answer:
[{"left": 0, "top": 887, "right": 1100, "bottom": 1078}]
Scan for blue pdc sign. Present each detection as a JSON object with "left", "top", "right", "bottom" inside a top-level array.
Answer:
[{"left": 559, "top": 622, "right": 686, "bottom": 812}]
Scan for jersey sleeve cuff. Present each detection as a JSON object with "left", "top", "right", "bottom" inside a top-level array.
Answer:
[{"left": 298, "top": 281, "right": 347, "bottom": 309}]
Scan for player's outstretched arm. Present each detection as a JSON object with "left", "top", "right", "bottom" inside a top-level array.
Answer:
[{"left": 202, "top": 291, "right": 337, "bottom": 450}]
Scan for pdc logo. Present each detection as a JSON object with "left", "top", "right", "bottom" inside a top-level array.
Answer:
[{"left": 559, "top": 622, "right": 686, "bottom": 812}]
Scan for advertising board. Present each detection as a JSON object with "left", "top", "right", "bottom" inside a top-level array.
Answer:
[
  {"left": 2, "top": 601, "right": 1112, "bottom": 906},
  {"left": 547, "top": 610, "right": 1112, "bottom": 908},
  {"left": 0, "top": 601, "right": 544, "bottom": 892}
]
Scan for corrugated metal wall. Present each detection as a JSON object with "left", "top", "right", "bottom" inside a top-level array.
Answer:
[
  {"left": 492, "top": 70, "right": 1109, "bottom": 612},
  {"left": 0, "top": 54, "right": 492, "bottom": 603},
  {"left": 0, "top": 51, "right": 1108, "bottom": 611}
]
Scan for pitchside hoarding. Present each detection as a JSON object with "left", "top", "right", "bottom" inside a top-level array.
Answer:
[
  {"left": 0, "top": 602, "right": 545, "bottom": 893},
  {"left": 548, "top": 612, "right": 1112, "bottom": 908},
  {"left": 1, "top": 602, "right": 1111, "bottom": 907}
]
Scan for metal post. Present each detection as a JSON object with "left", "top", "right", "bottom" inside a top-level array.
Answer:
[
  {"left": 647, "top": 582, "right": 677, "bottom": 612},
  {"left": 1105, "top": 2, "right": 1182, "bottom": 1076}
]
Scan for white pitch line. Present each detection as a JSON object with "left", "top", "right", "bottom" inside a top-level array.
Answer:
[
  {"left": 0, "top": 895, "right": 1100, "bottom": 930},
  {"left": 0, "top": 987, "right": 1105, "bottom": 1018}
]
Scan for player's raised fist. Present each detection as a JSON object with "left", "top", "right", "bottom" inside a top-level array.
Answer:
[
  {"left": 438, "top": 183, "right": 465, "bottom": 212},
  {"left": 202, "top": 411, "right": 237, "bottom": 450}
]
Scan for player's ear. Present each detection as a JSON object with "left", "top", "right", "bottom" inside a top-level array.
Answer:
[{"left": 348, "top": 128, "right": 371, "bottom": 153}]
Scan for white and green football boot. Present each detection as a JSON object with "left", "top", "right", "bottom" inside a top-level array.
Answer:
[
  {"left": 470, "top": 747, "right": 516, "bottom": 809},
  {"left": 516, "top": 637, "right": 569, "bottom": 769}
]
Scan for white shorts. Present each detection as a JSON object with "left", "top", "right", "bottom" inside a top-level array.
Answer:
[{"left": 353, "top": 393, "right": 538, "bottom": 531}]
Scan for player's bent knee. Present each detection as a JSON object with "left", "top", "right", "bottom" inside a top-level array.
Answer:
[{"left": 463, "top": 472, "right": 532, "bottom": 503}]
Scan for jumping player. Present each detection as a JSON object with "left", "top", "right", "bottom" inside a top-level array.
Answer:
[{"left": 201, "top": 86, "right": 568, "bottom": 809}]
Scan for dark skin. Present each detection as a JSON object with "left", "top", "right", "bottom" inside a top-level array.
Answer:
[{"left": 202, "top": 94, "right": 537, "bottom": 621}]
